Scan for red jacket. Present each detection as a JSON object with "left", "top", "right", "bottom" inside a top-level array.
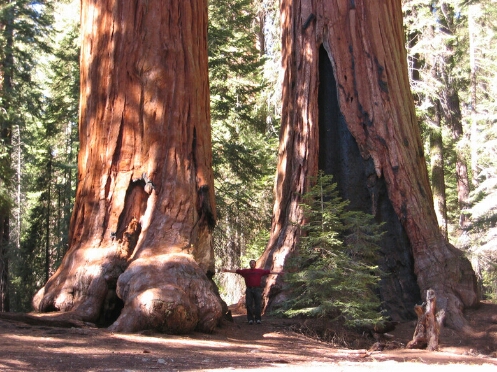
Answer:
[{"left": 236, "top": 268, "right": 271, "bottom": 288}]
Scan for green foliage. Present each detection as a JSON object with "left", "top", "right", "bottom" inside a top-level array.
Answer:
[
  {"left": 209, "top": 0, "right": 265, "bottom": 130},
  {"left": 467, "top": 119, "right": 497, "bottom": 298},
  {"left": 11, "top": 193, "right": 50, "bottom": 310},
  {"left": 0, "top": 146, "right": 12, "bottom": 215},
  {"left": 404, "top": 0, "right": 469, "bottom": 229},
  {"left": 209, "top": 0, "right": 278, "bottom": 272},
  {"left": 458, "top": 1, "right": 497, "bottom": 298},
  {"left": 279, "top": 172, "right": 385, "bottom": 327},
  {"left": 7, "top": 1, "right": 79, "bottom": 311},
  {"left": 404, "top": 0, "right": 497, "bottom": 298},
  {"left": 0, "top": 0, "right": 54, "bottom": 197},
  {"left": 240, "top": 229, "right": 270, "bottom": 268},
  {"left": 481, "top": 264, "right": 497, "bottom": 302},
  {"left": 0, "top": 0, "right": 56, "bottom": 311}
]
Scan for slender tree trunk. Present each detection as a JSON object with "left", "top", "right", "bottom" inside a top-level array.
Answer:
[
  {"left": 430, "top": 100, "right": 448, "bottom": 240},
  {"left": 256, "top": 8, "right": 266, "bottom": 55},
  {"left": 45, "top": 150, "right": 52, "bottom": 282},
  {"left": 261, "top": 0, "right": 477, "bottom": 330},
  {"left": 436, "top": 2, "right": 471, "bottom": 230},
  {"left": 33, "top": 0, "right": 223, "bottom": 334},
  {"left": 468, "top": 4, "right": 478, "bottom": 186},
  {"left": 0, "top": 119, "right": 10, "bottom": 312},
  {"left": 15, "top": 125, "right": 21, "bottom": 254},
  {"left": 441, "top": 85, "right": 470, "bottom": 229},
  {"left": 0, "top": 213, "right": 9, "bottom": 313},
  {"left": 0, "top": 1, "right": 15, "bottom": 312}
]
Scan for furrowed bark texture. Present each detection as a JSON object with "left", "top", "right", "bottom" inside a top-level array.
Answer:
[
  {"left": 32, "top": 0, "right": 222, "bottom": 334},
  {"left": 261, "top": 0, "right": 477, "bottom": 330}
]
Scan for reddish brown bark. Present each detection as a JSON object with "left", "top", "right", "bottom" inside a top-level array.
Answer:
[
  {"left": 261, "top": 0, "right": 477, "bottom": 330},
  {"left": 32, "top": 0, "right": 222, "bottom": 334}
]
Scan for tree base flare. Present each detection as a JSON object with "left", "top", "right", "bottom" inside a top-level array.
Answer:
[
  {"left": 109, "top": 253, "right": 223, "bottom": 334},
  {"left": 407, "top": 289, "right": 446, "bottom": 351}
]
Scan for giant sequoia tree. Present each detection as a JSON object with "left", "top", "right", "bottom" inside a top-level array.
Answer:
[
  {"left": 260, "top": 0, "right": 477, "bottom": 330},
  {"left": 32, "top": 0, "right": 223, "bottom": 334}
]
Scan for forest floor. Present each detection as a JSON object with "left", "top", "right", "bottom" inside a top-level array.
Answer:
[{"left": 1, "top": 301, "right": 497, "bottom": 371}]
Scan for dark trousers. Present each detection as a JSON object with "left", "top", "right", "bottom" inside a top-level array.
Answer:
[{"left": 245, "top": 287, "right": 262, "bottom": 321}]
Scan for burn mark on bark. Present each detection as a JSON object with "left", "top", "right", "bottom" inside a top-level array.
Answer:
[
  {"left": 190, "top": 126, "right": 215, "bottom": 231},
  {"left": 418, "top": 146, "right": 424, "bottom": 158},
  {"left": 192, "top": 126, "right": 198, "bottom": 168},
  {"left": 112, "top": 115, "right": 125, "bottom": 170},
  {"left": 417, "top": 181, "right": 426, "bottom": 198},
  {"left": 196, "top": 185, "right": 216, "bottom": 231},
  {"left": 359, "top": 105, "right": 374, "bottom": 127},
  {"left": 114, "top": 178, "right": 148, "bottom": 246},
  {"left": 377, "top": 135, "right": 388, "bottom": 148},
  {"left": 302, "top": 13, "right": 315, "bottom": 31},
  {"left": 318, "top": 44, "right": 420, "bottom": 320},
  {"left": 375, "top": 58, "right": 388, "bottom": 93},
  {"left": 400, "top": 203, "right": 408, "bottom": 223},
  {"left": 133, "top": 172, "right": 155, "bottom": 194},
  {"left": 378, "top": 80, "right": 388, "bottom": 93}
]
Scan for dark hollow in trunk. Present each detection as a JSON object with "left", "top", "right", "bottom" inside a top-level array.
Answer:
[
  {"left": 261, "top": 0, "right": 477, "bottom": 333},
  {"left": 318, "top": 46, "right": 421, "bottom": 321}
]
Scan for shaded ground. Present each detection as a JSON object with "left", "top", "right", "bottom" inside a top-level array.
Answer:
[{"left": 1, "top": 301, "right": 496, "bottom": 371}]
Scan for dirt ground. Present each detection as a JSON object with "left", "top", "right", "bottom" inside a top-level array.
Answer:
[{"left": 1, "top": 301, "right": 497, "bottom": 372}]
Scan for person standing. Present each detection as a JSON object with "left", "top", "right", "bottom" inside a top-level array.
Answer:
[{"left": 222, "top": 260, "right": 283, "bottom": 325}]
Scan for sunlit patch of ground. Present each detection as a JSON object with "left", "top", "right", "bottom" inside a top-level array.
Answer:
[{"left": 0, "top": 301, "right": 496, "bottom": 371}]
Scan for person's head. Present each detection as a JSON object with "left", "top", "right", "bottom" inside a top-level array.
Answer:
[{"left": 249, "top": 260, "right": 256, "bottom": 269}]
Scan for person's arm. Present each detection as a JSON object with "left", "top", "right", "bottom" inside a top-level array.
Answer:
[
  {"left": 269, "top": 270, "right": 284, "bottom": 275},
  {"left": 222, "top": 269, "right": 238, "bottom": 274}
]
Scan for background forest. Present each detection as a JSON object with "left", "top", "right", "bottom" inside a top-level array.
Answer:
[{"left": 0, "top": 0, "right": 496, "bottom": 313}]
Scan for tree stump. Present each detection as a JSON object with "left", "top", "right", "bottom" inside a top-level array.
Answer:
[{"left": 407, "top": 289, "right": 446, "bottom": 351}]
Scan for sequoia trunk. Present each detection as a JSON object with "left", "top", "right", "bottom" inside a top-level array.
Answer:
[
  {"left": 261, "top": 0, "right": 477, "bottom": 330},
  {"left": 33, "top": 0, "right": 223, "bottom": 334}
]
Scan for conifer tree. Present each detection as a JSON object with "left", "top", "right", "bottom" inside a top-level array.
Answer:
[
  {"left": 403, "top": 0, "right": 471, "bottom": 235},
  {"left": 404, "top": 0, "right": 497, "bottom": 299},
  {"left": 11, "top": 16, "right": 79, "bottom": 310},
  {"left": 208, "top": 0, "right": 278, "bottom": 299},
  {"left": 282, "top": 172, "right": 385, "bottom": 327},
  {"left": 10, "top": 1, "right": 79, "bottom": 311},
  {"left": 0, "top": 0, "right": 54, "bottom": 311}
]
